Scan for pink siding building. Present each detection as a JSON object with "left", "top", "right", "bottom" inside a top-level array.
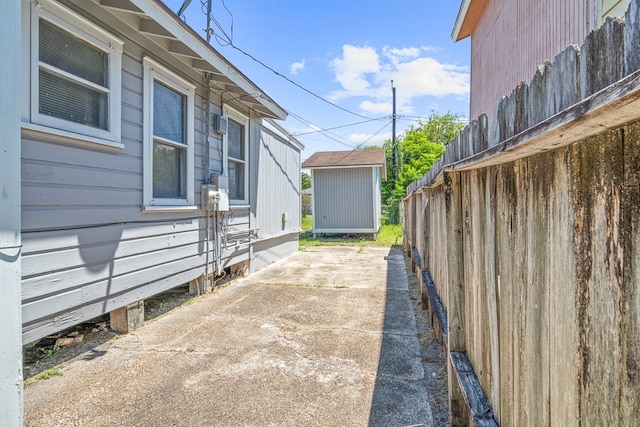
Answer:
[{"left": 453, "top": 0, "right": 631, "bottom": 122}]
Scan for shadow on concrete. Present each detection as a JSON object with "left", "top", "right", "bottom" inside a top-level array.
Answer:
[{"left": 367, "top": 246, "right": 434, "bottom": 427}]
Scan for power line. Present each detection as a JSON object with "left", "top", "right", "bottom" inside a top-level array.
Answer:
[
  {"left": 354, "top": 120, "right": 392, "bottom": 149},
  {"left": 178, "top": 2, "right": 384, "bottom": 143},
  {"left": 287, "top": 112, "right": 358, "bottom": 149},
  {"left": 293, "top": 117, "right": 389, "bottom": 136},
  {"left": 227, "top": 42, "right": 373, "bottom": 120}
]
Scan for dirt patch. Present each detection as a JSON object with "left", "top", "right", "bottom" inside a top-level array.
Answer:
[{"left": 403, "top": 248, "right": 450, "bottom": 426}]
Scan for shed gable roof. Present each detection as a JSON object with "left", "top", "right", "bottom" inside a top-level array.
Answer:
[{"left": 302, "top": 149, "right": 387, "bottom": 178}]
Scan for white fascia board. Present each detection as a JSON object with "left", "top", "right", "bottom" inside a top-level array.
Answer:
[
  {"left": 128, "top": 0, "right": 287, "bottom": 119},
  {"left": 451, "top": 0, "right": 472, "bottom": 41},
  {"left": 306, "top": 164, "right": 384, "bottom": 170}
]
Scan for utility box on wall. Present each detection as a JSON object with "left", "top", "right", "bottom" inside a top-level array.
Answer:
[
  {"left": 211, "top": 174, "right": 229, "bottom": 211},
  {"left": 201, "top": 184, "right": 218, "bottom": 211},
  {"left": 212, "top": 114, "right": 228, "bottom": 135},
  {"left": 201, "top": 175, "right": 229, "bottom": 212}
]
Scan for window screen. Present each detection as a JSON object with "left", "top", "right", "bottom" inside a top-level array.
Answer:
[
  {"left": 38, "top": 19, "right": 109, "bottom": 130},
  {"left": 227, "top": 118, "right": 245, "bottom": 200},
  {"left": 153, "top": 81, "right": 185, "bottom": 144},
  {"left": 153, "top": 141, "right": 186, "bottom": 199},
  {"left": 152, "top": 81, "right": 186, "bottom": 199}
]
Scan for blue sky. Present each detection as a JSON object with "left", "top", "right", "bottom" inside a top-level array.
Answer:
[{"left": 164, "top": 0, "right": 470, "bottom": 161}]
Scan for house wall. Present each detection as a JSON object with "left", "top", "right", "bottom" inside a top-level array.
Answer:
[
  {"left": 21, "top": 51, "right": 212, "bottom": 343},
  {"left": 470, "top": 0, "right": 593, "bottom": 121},
  {"left": 19, "top": 0, "right": 300, "bottom": 343},
  {"left": 312, "top": 167, "right": 376, "bottom": 233},
  {"left": 468, "top": 0, "right": 631, "bottom": 122},
  {"left": 249, "top": 119, "right": 302, "bottom": 272}
]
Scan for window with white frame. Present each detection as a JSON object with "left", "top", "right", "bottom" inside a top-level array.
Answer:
[
  {"left": 30, "top": 0, "right": 122, "bottom": 142},
  {"left": 224, "top": 108, "right": 248, "bottom": 204},
  {"left": 143, "top": 57, "right": 195, "bottom": 209}
]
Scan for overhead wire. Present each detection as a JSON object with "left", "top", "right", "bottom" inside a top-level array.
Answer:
[
  {"left": 287, "top": 112, "right": 358, "bottom": 149},
  {"left": 353, "top": 120, "right": 393, "bottom": 149},
  {"left": 190, "top": 1, "right": 394, "bottom": 150},
  {"left": 228, "top": 42, "right": 374, "bottom": 120},
  {"left": 292, "top": 117, "right": 388, "bottom": 136},
  {"left": 201, "top": 7, "right": 374, "bottom": 121}
]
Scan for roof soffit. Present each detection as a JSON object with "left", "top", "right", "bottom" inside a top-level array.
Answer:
[
  {"left": 91, "top": 0, "right": 285, "bottom": 119},
  {"left": 451, "top": 0, "right": 487, "bottom": 41}
]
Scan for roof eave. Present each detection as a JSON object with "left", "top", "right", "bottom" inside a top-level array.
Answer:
[
  {"left": 303, "top": 163, "right": 385, "bottom": 170},
  {"left": 451, "top": 0, "right": 487, "bottom": 42},
  {"left": 127, "top": 0, "right": 286, "bottom": 120}
]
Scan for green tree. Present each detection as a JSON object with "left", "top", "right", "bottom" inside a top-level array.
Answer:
[
  {"left": 382, "top": 111, "right": 464, "bottom": 223},
  {"left": 301, "top": 172, "right": 311, "bottom": 190}
]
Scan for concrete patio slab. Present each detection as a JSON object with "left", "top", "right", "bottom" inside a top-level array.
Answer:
[{"left": 24, "top": 246, "right": 436, "bottom": 426}]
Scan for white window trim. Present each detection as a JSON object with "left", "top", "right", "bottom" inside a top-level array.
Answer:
[
  {"left": 597, "top": 0, "right": 630, "bottom": 25},
  {"left": 142, "top": 56, "right": 196, "bottom": 211},
  {"left": 29, "top": 0, "right": 123, "bottom": 144},
  {"left": 223, "top": 105, "right": 249, "bottom": 205}
]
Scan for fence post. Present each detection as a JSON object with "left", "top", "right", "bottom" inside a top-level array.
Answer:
[{"left": 445, "top": 171, "right": 467, "bottom": 425}]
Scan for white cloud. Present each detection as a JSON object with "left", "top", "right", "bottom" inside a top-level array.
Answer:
[
  {"left": 383, "top": 46, "right": 421, "bottom": 66},
  {"left": 327, "top": 44, "right": 469, "bottom": 113},
  {"left": 329, "top": 45, "right": 380, "bottom": 99},
  {"left": 359, "top": 100, "right": 392, "bottom": 115},
  {"left": 290, "top": 58, "right": 306, "bottom": 75}
]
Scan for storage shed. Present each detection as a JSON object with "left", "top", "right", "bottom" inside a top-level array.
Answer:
[{"left": 302, "top": 150, "right": 386, "bottom": 239}]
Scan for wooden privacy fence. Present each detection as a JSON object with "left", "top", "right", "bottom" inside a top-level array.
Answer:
[{"left": 404, "top": 5, "right": 640, "bottom": 426}]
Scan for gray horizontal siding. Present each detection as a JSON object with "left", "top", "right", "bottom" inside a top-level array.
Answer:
[
  {"left": 251, "top": 232, "right": 299, "bottom": 273},
  {"left": 313, "top": 167, "right": 375, "bottom": 231},
  {"left": 19, "top": 5, "right": 298, "bottom": 344},
  {"left": 20, "top": 48, "right": 218, "bottom": 343},
  {"left": 22, "top": 266, "right": 203, "bottom": 344}
]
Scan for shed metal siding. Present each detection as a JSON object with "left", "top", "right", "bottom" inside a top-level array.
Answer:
[
  {"left": 313, "top": 167, "right": 375, "bottom": 231},
  {"left": 374, "top": 167, "right": 382, "bottom": 229}
]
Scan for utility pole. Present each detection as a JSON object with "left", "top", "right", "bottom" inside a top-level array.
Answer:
[
  {"left": 391, "top": 81, "right": 397, "bottom": 180},
  {"left": 178, "top": 0, "right": 213, "bottom": 43}
]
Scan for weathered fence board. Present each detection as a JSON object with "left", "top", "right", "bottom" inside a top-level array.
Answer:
[
  {"left": 403, "top": 2, "right": 640, "bottom": 424},
  {"left": 623, "top": 122, "right": 640, "bottom": 421},
  {"left": 572, "top": 130, "right": 626, "bottom": 424}
]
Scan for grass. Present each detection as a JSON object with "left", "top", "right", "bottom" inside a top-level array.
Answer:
[
  {"left": 301, "top": 215, "right": 312, "bottom": 232},
  {"left": 24, "top": 368, "right": 61, "bottom": 387},
  {"left": 299, "top": 215, "right": 403, "bottom": 248}
]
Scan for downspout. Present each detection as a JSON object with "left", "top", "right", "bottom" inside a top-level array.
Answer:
[
  {"left": 0, "top": 1, "right": 24, "bottom": 423},
  {"left": 248, "top": 110, "right": 253, "bottom": 270}
]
